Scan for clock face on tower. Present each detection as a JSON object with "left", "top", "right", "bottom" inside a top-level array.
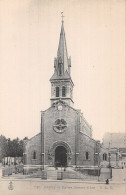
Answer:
[
  {"left": 53, "top": 119, "right": 67, "bottom": 133},
  {"left": 58, "top": 105, "right": 62, "bottom": 110}
]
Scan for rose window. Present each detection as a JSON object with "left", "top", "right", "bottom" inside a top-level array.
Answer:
[{"left": 53, "top": 119, "right": 67, "bottom": 133}]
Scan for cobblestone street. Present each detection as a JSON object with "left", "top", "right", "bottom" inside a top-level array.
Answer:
[
  {"left": 0, "top": 167, "right": 126, "bottom": 195},
  {"left": 0, "top": 178, "right": 126, "bottom": 195}
]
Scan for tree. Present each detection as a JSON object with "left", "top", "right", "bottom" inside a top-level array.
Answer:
[
  {"left": 0, "top": 135, "right": 7, "bottom": 162},
  {"left": 0, "top": 135, "right": 27, "bottom": 161}
]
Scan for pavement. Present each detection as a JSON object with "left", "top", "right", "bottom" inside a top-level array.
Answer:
[
  {"left": 0, "top": 177, "right": 126, "bottom": 195},
  {"left": 1, "top": 170, "right": 126, "bottom": 184},
  {"left": 0, "top": 167, "right": 126, "bottom": 195}
]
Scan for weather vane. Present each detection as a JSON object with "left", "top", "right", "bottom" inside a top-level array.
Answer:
[{"left": 61, "top": 12, "right": 64, "bottom": 22}]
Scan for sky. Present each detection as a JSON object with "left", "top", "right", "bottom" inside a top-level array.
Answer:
[{"left": 0, "top": 0, "right": 125, "bottom": 141}]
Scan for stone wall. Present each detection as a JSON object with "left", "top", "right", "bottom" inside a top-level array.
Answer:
[
  {"left": 43, "top": 105, "right": 77, "bottom": 166},
  {"left": 80, "top": 113, "right": 92, "bottom": 137},
  {"left": 24, "top": 133, "right": 41, "bottom": 166},
  {"left": 78, "top": 132, "right": 96, "bottom": 166},
  {"left": 24, "top": 103, "right": 109, "bottom": 172}
]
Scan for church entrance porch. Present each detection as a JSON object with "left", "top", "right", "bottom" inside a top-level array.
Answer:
[
  {"left": 48, "top": 141, "right": 72, "bottom": 167},
  {"left": 55, "top": 146, "right": 67, "bottom": 167}
]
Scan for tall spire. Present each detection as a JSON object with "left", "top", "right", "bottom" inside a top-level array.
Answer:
[
  {"left": 56, "top": 13, "right": 70, "bottom": 74},
  {"left": 50, "top": 14, "right": 74, "bottom": 107}
]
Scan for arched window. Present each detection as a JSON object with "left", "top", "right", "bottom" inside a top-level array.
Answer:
[
  {"left": 103, "top": 153, "right": 107, "bottom": 161},
  {"left": 86, "top": 152, "right": 89, "bottom": 160},
  {"left": 33, "top": 151, "right": 36, "bottom": 159},
  {"left": 56, "top": 87, "right": 59, "bottom": 97},
  {"left": 62, "top": 86, "right": 66, "bottom": 97}
]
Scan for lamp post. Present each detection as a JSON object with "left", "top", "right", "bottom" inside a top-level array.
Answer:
[
  {"left": 108, "top": 142, "right": 111, "bottom": 168},
  {"left": 108, "top": 152, "right": 111, "bottom": 168},
  {"left": 95, "top": 152, "right": 100, "bottom": 181},
  {"left": 98, "top": 152, "right": 100, "bottom": 181},
  {"left": 116, "top": 148, "right": 119, "bottom": 167}
]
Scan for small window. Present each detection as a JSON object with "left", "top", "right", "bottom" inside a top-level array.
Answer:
[
  {"left": 62, "top": 86, "right": 66, "bottom": 97},
  {"left": 86, "top": 152, "right": 89, "bottom": 160},
  {"left": 103, "top": 153, "right": 107, "bottom": 161},
  {"left": 58, "top": 64, "right": 62, "bottom": 75},
  {"left": 33, "top": 151, "right": 36, "bottom": 159},
  {"left": 56, "top": 87, "right": 59, "bottom": 97}
]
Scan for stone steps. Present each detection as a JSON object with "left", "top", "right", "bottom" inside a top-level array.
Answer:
[
  {"left": 23, "top": 166, "right": 98, "bottom": 180},
  {"left": 29, "top": 170, "right": 42, "bottom": 178},
  {"left": 47, "top": 170, "right": 57, "bottom": 180}
]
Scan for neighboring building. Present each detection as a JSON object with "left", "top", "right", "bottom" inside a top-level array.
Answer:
[
  {"left": 23, "top": 19, "right": 109, "bottom": 174},
  {"left": 2, "top": 157, "right": 23, "bottom": 166},
  {"left": 102, "top": 132, "right": 126, "bottom": 148},
  {"left": 119, "top": 148, "right": 126, "bottom": 168},
  {"left": 102, "top": 133, "right": 126, "bottom": 168}
]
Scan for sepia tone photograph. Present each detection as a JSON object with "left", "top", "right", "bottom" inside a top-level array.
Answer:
[{"left": 0, "top": 0, "right": 125, "bottom": 194}]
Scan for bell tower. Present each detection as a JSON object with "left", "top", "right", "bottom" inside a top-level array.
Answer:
[{"left": 50, "top": 15, "right": 74, "bottom": 107}]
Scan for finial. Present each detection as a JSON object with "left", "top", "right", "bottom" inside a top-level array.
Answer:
[{"left": 61, "top": 12, "right": 64, "bottom": 23}]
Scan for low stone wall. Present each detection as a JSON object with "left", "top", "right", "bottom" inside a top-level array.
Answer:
[
  {"left": 76, "top": 167, "right": 100, "bottom": 176},
  {"left": 23, "top": 165, "right": 42, "bottom": 175},
  {"left": 2, "top": 165, "right": 23, "bottom": 176},
  {"left": 100, "top": 167, "right": 112, "bottom": 180}
]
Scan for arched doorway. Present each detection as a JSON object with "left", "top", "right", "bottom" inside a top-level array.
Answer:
[
  {"left": 55, "top": 146, "right": 67, "bottom": 167},
  {"left": 48, "top": 141, "right": 72, "bottom": 166}
]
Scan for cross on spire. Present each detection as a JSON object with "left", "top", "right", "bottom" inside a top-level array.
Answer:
[{"left": 61, "top": 12, "right": 64, "bottom": 23}]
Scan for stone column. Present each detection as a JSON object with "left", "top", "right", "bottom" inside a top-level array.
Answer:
[
  {"left": 75, "top": 112, "right": 80, "bottom": 166},
  {"left": 41, "top": 111, "right": 45, "bottom": 170}
]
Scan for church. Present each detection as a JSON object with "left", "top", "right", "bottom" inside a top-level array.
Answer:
[{"left": 23, "top": 18, "right": 109, "bottom": 174}]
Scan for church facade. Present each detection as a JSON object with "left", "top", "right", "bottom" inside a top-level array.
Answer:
[{"left": 23, "top": 20, "right": 109, "bottom": 174}]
